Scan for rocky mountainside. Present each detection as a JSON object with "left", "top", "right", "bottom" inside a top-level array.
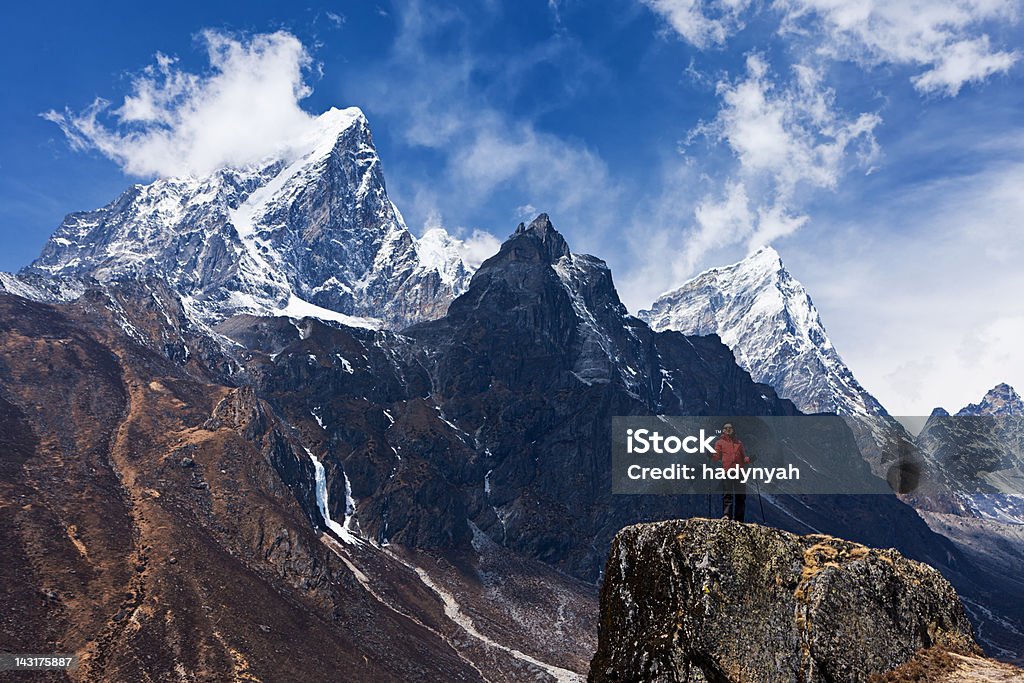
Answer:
[
  {"left": 229, "top": 214, "right": 809, "bottom": 580},
  {"left": 957, "top": 383, "right": 1024, "bottom": 417},
  {"left": 4, "top": 201, "right": 1024, "bottom": 674},
  {"left": 12, "top": 107, "right": 472, "bottom": 329},
  {"left": 589, "top": 519, "right": 997, "bottom": 682},
  {"left": 638, "top": 250, "right": 1024, "bottom": 657},
  {"left": 0, "top": 286, "right": 596, "bottom": 681},
  {"left": 914, "top": 384, "right": 1024, "bottom": 529}
]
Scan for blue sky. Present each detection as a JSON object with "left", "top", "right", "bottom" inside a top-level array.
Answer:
[{"left": 2, "top": 0, "right": 1022, "bottom": 414}]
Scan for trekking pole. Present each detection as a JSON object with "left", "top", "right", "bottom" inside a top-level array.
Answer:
[{"left": 754, "top": 478, "right": 766, "bottom": 524}]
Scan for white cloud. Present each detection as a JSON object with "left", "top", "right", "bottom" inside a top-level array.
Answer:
[
  {"left": 684, "top": 181, "right": 754, "bottom": 271},
  {"left": 422, "top": 209, "right": 445, "bottom": 232},
  {"left": 41, "top": 30, "right": 318, "bottom": 177},
  {"left": 671, "top": 55, "right": 878, "bottom": 271},
  {"left": 459, "top": 230, "right": 503, "bottom": 269},
  {"left": 450, "top": 121, "right": 615, "bottom": 216},
  {"left": 420, "top": 209, "right": 501, "bottom": 270},
  {"left": 778, "top": 0, "right": 1019, "bottom": 96},
  {"left": 749, "top": 203, "right": 808, "bottom": 247},
  {"left": 641, "top": 0, "right": 753, "bottom": 49},
  {"left": 643, "top": 0, "right": 1020, "bottom": 96},
  {"left": 910, "top": 36, "right": 1019, "bottom": 95},
  {"left": 703, "top": 55, "right": 880, "bottom": 196},
  {"left": 357, "top": 0, "right": 622, "bottom": 258}
]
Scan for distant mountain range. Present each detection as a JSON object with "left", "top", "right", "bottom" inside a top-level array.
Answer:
[
  {"left": 638, "top": 246, "right": 915, "bottom": 479},
  {"left": 917, "top": 383, "right": 1024, "bottom": 522},
  {"left": 2, "top": 107, "right": 1022, "bottom": 674},
  {"left": 639, "top": 244, "right": 1022, "bottom": 510}
]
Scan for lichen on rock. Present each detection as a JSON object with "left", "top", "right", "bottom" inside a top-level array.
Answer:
[{"left": 589, "top": 518, "right": 980, "bottom": 682}]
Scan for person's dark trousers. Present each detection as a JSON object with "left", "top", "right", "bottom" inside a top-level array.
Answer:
[{"left": 722, "top": 480, "right": 747, "bottom": 521}]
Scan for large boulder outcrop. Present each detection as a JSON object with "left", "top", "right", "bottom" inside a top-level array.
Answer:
[{"left": 590, "top": 519, "right": 980, "bottom": 682}]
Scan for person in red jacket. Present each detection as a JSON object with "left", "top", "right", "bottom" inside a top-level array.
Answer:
[{"left": 712, "top": 423, "right": 750, "bottom": 521}]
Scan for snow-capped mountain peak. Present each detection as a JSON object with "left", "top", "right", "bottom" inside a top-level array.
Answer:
[
  {"left": 415, "top": 227, "right": 472, "bottom": 289},
  {"left": 956, "top": 383, "right": 1024, "bottom": 417},
  {"left": 19, "top": 107, "right": 472, "bottom": 329},
  {"left": 639, "top": 247, "right": 881, "bottom": 418},
  {"left": 228, "top": 107, "right": 367, "bottom": 242}
]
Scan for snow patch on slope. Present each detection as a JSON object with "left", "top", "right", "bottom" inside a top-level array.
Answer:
[{"left": 277, "top": 294, "right": 381, "bottom": 329}]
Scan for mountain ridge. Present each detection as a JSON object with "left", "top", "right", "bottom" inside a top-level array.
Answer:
[
  {"left": 10, "top": 107, "right": 475, "bottom": 329},
  {"left": 3, "top": 212, "right": 1023, "bottom": 672},
  {"left": 956, "top": 383, "right": 1024, "bottom": 417}
]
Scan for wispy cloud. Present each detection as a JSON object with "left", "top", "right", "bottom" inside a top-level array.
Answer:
[
  {"left": 644, "top": 0, "right": 1020, "bottom": 95},
  {"left": 776, "top": 0, "right": 1019, "bottom": 96},
  {"left": 357, "top": 0, "right": 621, "bottom": 253},
  {"left": 640, "top": 0, "right": 753, "bottom": 49},
  {"left": 673, "top": 55, "right": 879, "bottom": 273},
  {"left": 458, "top": 230, "right": 504, "bottom": 269},
  {"left": 421, "top": 209, "right": 502, "bottom": 269},
  {"left": 42, "top": 30, "right": 318, "bottom": 177},
  {"left": 701, "top": 57, "right": 880, "bottom": 197},
  {"left": 910, "top": 36, "right": 1018, "bottom": 95}
]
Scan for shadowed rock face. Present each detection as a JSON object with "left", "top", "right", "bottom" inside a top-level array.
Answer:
[{"left": 589, "top": 519, "right": 979, "bottom": 683}]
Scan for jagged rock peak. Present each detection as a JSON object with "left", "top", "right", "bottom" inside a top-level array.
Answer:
[
  {"left": 640, "top": 245, "right": 887, "bottom": 419},
  {"left": 590, "top": 518, "right": 979, "bottom": 682},
  {"left": 17, "top": 107, "right": 474, "bottom": 329},
  {"left": 509, "top": 213, "right": 571, "bottom": 263},
  {"left": 957, "top": 383, "right": 1024, "bottom": 417}
]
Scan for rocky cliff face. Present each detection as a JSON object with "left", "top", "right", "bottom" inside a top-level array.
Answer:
[
  {"left": 397, "top": 215, "right": 802, "bottom": 577},
  {"left": 15, "top": 107, "right": 472, "bottom": 329},
  {"left": 589, "top": 519, "right": 981, "bottom": 682}
]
